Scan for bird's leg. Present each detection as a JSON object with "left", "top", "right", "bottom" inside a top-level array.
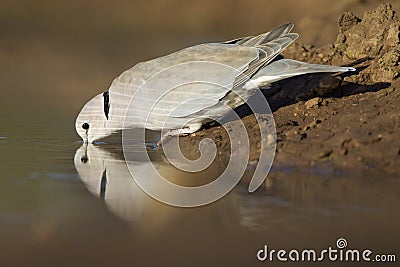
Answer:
[{"left": 157, "top": 127, "right": 194, "bottom": 148}]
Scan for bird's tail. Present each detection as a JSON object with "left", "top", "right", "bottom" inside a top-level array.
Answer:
[{"left": 247, "top": 59, "right": 356, "bottom": 87}]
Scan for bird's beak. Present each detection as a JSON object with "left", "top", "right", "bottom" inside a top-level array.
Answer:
[{"left": 84, "top": 131, "right": 89, "bottom": 144}]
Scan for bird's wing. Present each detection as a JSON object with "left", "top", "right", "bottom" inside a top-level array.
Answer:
[
  {"left": 108, "top": 23, "right": 298, "bottom": 127},
  {"left": 108, "top": 43, "right": 258, "bottom": 126},
  {"left": 232, "top": 23, "right": 298, "bottom": 88}
]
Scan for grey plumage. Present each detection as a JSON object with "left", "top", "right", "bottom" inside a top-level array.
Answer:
[{"left": 75, "top": 23, "right": 355, "bottom": 143}]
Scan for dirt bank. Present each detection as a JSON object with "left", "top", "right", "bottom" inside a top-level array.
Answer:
[{"left": 177, "top": 3, "right": 400, "bottom": 175}]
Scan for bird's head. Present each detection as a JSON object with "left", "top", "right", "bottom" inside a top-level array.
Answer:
[{"left": 75, "top": 92, "right": 114, "bottom": 143}]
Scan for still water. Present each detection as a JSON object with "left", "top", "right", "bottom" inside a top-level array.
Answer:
[{"left": 0, "top": 114, "right": 399, "bottom": 267}]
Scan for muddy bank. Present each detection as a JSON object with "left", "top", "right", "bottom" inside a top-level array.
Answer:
[{"left": 177, "top": 3, "right": 400, "bottom": 175}]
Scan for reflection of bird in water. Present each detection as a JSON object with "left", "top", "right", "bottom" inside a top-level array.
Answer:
[
  {"left": 73, "top": 144, "right": 252, "bottom": 229},
  {"left": 74, "top": 145, "right": 149, "bottom": 222},
  {"left": 73, "top": 144, "right": 236, "bottom": 224}
]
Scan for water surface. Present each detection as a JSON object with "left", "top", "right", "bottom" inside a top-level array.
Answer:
[{"left": 0, "top": 114, "right": 399, "bottom": 267}]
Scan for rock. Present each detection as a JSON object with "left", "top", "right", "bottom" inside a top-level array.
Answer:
[
  {"left": 338, "top": 12, "right": 361, "bottom": 32},
  {"left": 338, "top": 4, "right": 400, "bottom": 83},
  {"left": 305, "top": 97, "right": 322, "bottom": 109}
]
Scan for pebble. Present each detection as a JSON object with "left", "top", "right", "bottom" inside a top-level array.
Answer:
[
  {"left": 318, "top": 149, "right": 332, "bottom": 158},
  {"left": 305, "top": 97, "right": 322, "bottom": 109}
]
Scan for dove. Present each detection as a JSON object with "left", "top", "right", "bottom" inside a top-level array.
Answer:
[{"left": 75, "top": 23, "right": 354, "bottom": 144}]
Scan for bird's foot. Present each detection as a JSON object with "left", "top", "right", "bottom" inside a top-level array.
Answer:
[{"left": 157, "top": 127, "right": 194, "bottom": 148}]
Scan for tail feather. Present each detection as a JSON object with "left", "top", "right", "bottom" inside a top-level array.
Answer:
[{"left": 248, "top": 59, "right": 356, "bottom": 87}]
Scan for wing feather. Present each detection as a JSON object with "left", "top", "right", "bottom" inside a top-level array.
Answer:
[{"left": 107, "top": 23, "right": 298, "bottom": 129}]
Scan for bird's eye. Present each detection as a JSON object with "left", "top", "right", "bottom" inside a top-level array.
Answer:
[
  {"left": 80, "top": 156, "right": 88, "bottom": 163},
  {"left": 82, "top": 123, "right": 90, "bottom": 130}
]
